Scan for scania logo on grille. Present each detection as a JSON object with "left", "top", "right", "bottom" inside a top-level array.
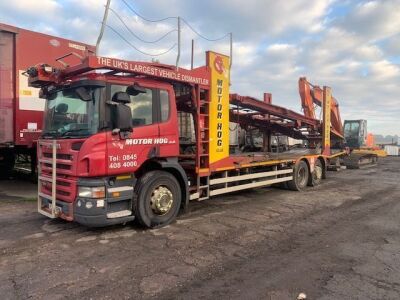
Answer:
[{"left": 43, "top": 143, "right": 61, "bottom": 149}]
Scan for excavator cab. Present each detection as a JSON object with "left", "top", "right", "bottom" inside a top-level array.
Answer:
[
  {"left": 343, "top": 119, "right": 379, "bottom": 168},
  {"left": 343, "top": 119, "right": 367, "bottom": 149}
]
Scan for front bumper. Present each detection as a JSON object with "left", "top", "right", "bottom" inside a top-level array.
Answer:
[
  {"left": 74, "top": 197, "right": 135, "bottom": 227},
  {"left": 40, "top": 175, "right": 137, "bottom": 227},
  {"left": 75, "top": 176, "right": 137, "bottom": 227}
]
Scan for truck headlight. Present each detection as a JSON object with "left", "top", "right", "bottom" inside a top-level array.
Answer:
[{"left": 78, "top": 186, "right": 105, "bottom": 199}]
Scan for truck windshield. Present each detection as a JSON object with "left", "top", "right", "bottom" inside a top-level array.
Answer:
[{"left": 42, "top": 86, "right": 103, "bottom": 138}]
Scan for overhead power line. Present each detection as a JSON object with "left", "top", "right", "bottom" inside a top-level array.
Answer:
[
  {"left": 121, "top": 0, "right": 177, "bottom": 22},
  {"left": 109, "top": 7, "right": 177, "bottom": 44},
  {"left": 102, "top": 0, "right": 233, "bottom": 66},
  {"left": 105, "top": 24, "right": 177, "bottom": 57},
  {"left": 181, "top": 18, "right": 231, "bottom": 42},
  {"left": 121, "top": 0, "right": 230, "bottom": 42}
]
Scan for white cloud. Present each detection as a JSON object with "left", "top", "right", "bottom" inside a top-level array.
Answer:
[
  {"left": 230, "top": 43, "right": 257, "bottom": 67},
  {"left": 267, "top": 43, "right": 296, "bottom": 52},
  {"left": 369, "top": 60, "right": 400, "bottom": 79},
  {"left": 354, "top": 45, "right": 382, "bottom": 61},
  {"left": 0, "top": 0, "right": 61, "bottom": 28},
  {"left": 338, "top": 0, "right": 400, "bottom": 42},
  {"left": 2, "top": 0, "right": 60, "bottom": 15},
  {"left": 382, "top": 34, "right": 400, "bottom": 57}
]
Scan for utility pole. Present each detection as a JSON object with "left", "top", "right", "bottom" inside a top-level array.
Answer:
[
  {"left": 229, "top": 32, "right": 233, "bottom": 82},
  {"left": 176, "top": 16, "right": 181, "bottom": 69},
  {"left": 229, "top": 32, "right": 233, "bottom": 69},
  {"left": 191, "top": 39, "right": 194, "bottom": 69},
  {"left": 96, "top": 0, "right": 111, "bottom": 55}
]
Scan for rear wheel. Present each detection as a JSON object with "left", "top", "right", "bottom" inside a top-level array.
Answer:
[
  {"left": 134, "top": 170, "right": 181, "bottom": 228},
  {"left": 287, "top": 160, "right": 309, "bottom": 191}
]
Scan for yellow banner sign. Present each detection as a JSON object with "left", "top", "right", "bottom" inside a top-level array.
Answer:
[
  {"left": 207, "top": 51, "right": 230, "bottom": 163},
  {"left": 323, "top": 86, "right": 332, "bottom": 155}
]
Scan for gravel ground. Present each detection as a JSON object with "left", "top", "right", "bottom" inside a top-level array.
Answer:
[{"left": 0, "top": 157, "right": 399, "bottom": 299}]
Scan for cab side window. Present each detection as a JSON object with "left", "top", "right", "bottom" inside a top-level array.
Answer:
[
  {"left": 110, "top": 85, "right": 170, "bottom": 126},
  {"left": 129, "top": 88, "right": 153, "bottom": 127},
  {"left": 111, "top": 85, "right": 154, "bottom": 127}
]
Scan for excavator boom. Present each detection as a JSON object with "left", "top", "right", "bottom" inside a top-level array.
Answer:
[
  {"left": 299, "top": 77, "right": 343, "bottom": 139},
  {"left": 298, "top": 78, "right": 382, "bottom": 168}
]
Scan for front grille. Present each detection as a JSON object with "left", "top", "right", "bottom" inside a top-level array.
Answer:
[
  {"left": 40, "top": 176, "right": 76, "bottom": 202},
  {"left": 43, "top": 153, "right": 72, "bottom": 160},
  {"left": 44, "top": 163, "right": 71, "bottom": 170},
  {"left": 56, "top": 180, "right": 71, "bottom": 187},
  {"left": 57, "top": 190, "right": 70, "bottom": 196},
  {"left": 38, "top": 140, "right": 78, "bottom": 202}
]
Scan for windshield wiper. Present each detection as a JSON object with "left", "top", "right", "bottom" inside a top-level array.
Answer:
[
  {"left": 42, "top": 130, "right": 60, "bottom": 138},
  {"left": 60, "top": 128, "right": 90, "bottom": 137}
]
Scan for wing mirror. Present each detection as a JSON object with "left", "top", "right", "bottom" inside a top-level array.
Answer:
[
  {"left": 112, "top": 91, "right": 131, "bottom": 104},
  {"left": 75, "top": 87, "right": 92, "bottom": 101},
  {"left": 126, "top": 84, "right": 146, "bottom": 96},
  {"left": 110, "top": 92, "right": 132, "bottom": 136},
  {"left": 112, "top": 104, "right": 132, "bottom": 134}
]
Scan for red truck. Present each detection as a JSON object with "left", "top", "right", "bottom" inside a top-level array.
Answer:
[
  {"left": 27, "top": 50, "right": 347, "bottom": 228},
  {"left": 0, "top": 23, "right": 94, "bottom": 177}
]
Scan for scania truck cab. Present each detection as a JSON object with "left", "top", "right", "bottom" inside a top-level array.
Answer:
[{"left": 35, "top": 67, "right": 188, "bottom": 227}]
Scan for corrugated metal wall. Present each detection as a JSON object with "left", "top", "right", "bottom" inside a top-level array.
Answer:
[{"left": 0, "top": 31, "right": 15, "bottom": 144}]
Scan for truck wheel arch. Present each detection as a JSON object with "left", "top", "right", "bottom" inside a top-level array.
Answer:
[{"left": 134, "top": 158, "right": 189, "bottom": 211}]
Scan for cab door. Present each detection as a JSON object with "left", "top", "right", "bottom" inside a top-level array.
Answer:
[{"left": 106, "top": 84, "right": 159, "bottom": 175}]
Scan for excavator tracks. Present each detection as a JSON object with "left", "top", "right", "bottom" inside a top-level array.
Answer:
[{"left": 342, "top": 153, "right": 378, "bottom": 169}]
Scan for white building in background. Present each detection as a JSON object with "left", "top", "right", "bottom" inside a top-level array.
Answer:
[{"left": 384, "top": 145, "right": 400, "bottom": 156}]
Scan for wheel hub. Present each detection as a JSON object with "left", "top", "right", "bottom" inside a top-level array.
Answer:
[{"left": 150, "top": 186, "right": 174, "bottom": 215}]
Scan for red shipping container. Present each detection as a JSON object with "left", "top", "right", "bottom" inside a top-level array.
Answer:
[{"left": 0, "top": 23, "right": 95, "bottom": 175}]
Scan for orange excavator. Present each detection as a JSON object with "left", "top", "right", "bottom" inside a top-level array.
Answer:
[
  {"left": 298, "top": 77, "right": 343, "bottom": 140},
  {"left": 298, "top": 77, "right": 384, "bottom": 168}
]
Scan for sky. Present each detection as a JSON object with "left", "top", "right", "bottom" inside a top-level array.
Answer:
[{"left": 1, "top": 0, "right": 399, "bottom": 136}]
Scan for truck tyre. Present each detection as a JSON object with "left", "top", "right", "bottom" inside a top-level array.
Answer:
[
  {"left": 308, "top": 159, "right": 323, "bottom": 186},
  {"left": 134, "top": 170, "right": 181, "bottom": 228},
  {"left": 287, "top": 160, "right": 309, "bottom": 191}
]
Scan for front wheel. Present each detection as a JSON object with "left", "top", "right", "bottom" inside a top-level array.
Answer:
[
  {"left": 134, "top": 170, "right": 181, "bottom": 228},
  {"left": 287, "top": 160, "right": 309, "bottom": 191}
]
